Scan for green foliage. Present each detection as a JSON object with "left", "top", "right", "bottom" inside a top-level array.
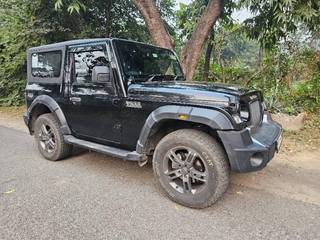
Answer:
[
  {"left": 240, "top": 0, "right": 320, "bottom": 49},
  {"left": 0, "top": 0, "right": 44, "bottom": 106},
  {"left": 244, "top": 48, "right": 320, "bottom": 114},
  {"left": 54, "top": 0, "right": 86, "bottom": 14},
  {"left": 290, "top": 74, "right": 320, "bottom": 113},
  {"left": 191, "top": 23, "right": 320, "bottom": 114}
]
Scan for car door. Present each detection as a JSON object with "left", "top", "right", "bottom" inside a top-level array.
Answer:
[{"left": 63, "top": 42, "right": 122, "bottom": 145}]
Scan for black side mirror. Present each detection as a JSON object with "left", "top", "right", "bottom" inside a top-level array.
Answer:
[{"left": 92, "top": 66, "right": 111, "bottom": 84}]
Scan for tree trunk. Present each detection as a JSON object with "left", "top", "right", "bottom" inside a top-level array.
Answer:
[
  {"left": 203, "top": 34, "right": 214, "bottom": 81},
  {"left": 257, "top": 46, "right": 263, "bottom": 68},
  {"left": 105, "top": 0, "right": 113, "bottom": 37},
  {"left": 132, "top": 0, "right": 174, "bottom": 50},
  {"left": 180, "top": 0, "right": 222, "bottom": 80},
  {"left": 133, "top": 0, "right": 222, "bottom": 80}
]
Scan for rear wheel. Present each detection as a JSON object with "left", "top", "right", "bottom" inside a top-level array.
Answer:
[
  {"left": 34, "top": 113, "right": 72, "bottom": 161},
  {"left": 153, "top": 129, "right": 229, "bottom": 208}
]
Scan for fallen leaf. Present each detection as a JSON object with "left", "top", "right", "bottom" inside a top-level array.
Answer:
[{"left": 4, "top": 189, "right": 16, "bottom": 194}]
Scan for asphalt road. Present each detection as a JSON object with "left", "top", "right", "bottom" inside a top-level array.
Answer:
[{"left": 0, "top": 126, "right": 319, "bottom": 240}]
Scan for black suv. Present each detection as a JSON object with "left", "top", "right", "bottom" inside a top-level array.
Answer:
[{"left": 24, "top": 38, "right": 282, "bottom": 208}]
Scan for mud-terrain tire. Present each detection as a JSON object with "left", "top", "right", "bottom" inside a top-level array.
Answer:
[
  {"left": 153, "top": 129, "right": 229, "bottom": 208},
  {"left": 34, "top": 113, "right": 72, "bottom": 161}
]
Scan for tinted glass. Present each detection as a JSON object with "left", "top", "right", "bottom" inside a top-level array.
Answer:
[
  {"left": 115, "top": 40, "right": 183, "bottom": 80},
  {"left": 31, "top": 51, "right": 62, "bottom": 78}
]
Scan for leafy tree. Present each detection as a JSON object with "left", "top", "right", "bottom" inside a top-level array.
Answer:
[
  {"left": 134, "top": 0, "right": 225, "bottom": 80},
  {"left": 176, "top": 0, "right": 234, "bottom": 81},
  {"left": 241, "top": 0, "right": 320, "bottom": 49},
  {"left": 0, "top": 0, "right": 47, "bottom": 105}
]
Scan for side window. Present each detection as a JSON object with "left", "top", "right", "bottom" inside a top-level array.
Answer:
[
  {"left": 70, "top": 45, "right": 109, "bottom": 85},
  {"left": 31, "top": 51, "right": 62, "bottom": 78}
]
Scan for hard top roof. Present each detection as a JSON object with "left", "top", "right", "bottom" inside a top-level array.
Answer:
[
  {"left": 28, "top": 38, "right": 109, "bottom": 51},
  {"left": 27, "top": 38, "right": 173, "bottom": 52}
]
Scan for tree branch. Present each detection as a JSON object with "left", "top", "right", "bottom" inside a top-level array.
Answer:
[
  {"left": 180, "top": 0, "right": 223, "bottom": 80},
  {"left": 133, "top": 0, "right": 174, "bottom": 50}
]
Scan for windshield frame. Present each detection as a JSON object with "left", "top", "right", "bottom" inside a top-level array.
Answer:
[{"left": 112, "top": 39, "right": 185, "bottom": 86}]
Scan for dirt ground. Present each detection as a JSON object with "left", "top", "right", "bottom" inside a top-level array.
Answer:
[{"left": 1, "top": 106, "right": 319, "bottom": 206}]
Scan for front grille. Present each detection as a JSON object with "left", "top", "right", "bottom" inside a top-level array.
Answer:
[{"left": 249, "top": 101, "right": 262, "bottom": 126}]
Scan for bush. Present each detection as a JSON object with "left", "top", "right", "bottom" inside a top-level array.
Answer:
[{"left": 199, "top": 48, "right": 320, "bottom": 115}]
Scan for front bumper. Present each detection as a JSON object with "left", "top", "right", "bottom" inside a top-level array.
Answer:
[{"left": 218, "top": 113, "right": 282, "bottom": 173}]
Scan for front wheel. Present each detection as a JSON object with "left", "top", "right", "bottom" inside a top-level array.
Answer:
[
  {"left": 34, "top": 113, "right": 72, "bottom": 161},
  {"left": 153, "top": 129, "right": 229, "bottom": 208}
]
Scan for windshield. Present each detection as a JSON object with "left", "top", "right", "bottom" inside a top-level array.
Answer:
[{"left": 114, "top": 40, "right": 184, "bottom": 82}]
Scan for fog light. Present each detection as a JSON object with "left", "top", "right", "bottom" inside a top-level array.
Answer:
[{"left": 250, "top": 153, "right": 263, "bottom": 167}]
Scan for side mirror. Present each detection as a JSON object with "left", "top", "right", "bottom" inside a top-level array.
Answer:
[{"left": 92, "top": 66, "right": 111, "bottom": 84}]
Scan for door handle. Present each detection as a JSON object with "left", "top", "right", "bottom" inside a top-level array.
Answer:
[{"left": 70, "top": 97, "right": 81, "bottom": 103}]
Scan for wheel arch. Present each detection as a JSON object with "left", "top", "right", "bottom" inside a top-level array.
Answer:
[
  {"left": 26, "top": 95, "right": 71, "bottom": 135},
  {"left": 136, "top": 105, "right": 234, "bottom": 155}
]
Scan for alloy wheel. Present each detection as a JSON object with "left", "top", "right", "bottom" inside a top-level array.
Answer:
[
  {"left": 163, "top": 146, "right": 208, "bottom": 194},
  {"left": 38, "top": 124, "right": 56, "bottom": 153}
]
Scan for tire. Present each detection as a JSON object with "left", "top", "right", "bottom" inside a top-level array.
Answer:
[
  {"left": 34, "top": 113, "right": 72, "bottom": 161},
  {"left": 153, "top": 129, "right": 229, "bottom": 208}
]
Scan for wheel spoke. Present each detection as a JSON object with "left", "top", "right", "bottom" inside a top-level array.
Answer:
[
  {"left": 44, "top": 141, "right": 50, "bottom": 151},
  {"left": 168, "top": 150, "right": 184, "bottom": 166},
  {"left": 185, "top": 150, "right": 197, "bottom": 166},
  {"left": 47, "top": 139, "right": 55, "bottom": 149},
  {"left": 39, "top": 133, "right": 46, "bottom": 141},
  {"left": 47, "top": 128, "right": 53, "bottom": 136},
  {"left": 165, "top": 169, "right": 182, "bottom": 180},
  {"left": 190, "top": 168, "right": 207, "bottom": 182},
  {"left": 41, "top": 124, "right": 49, "bottom": 135},
  {"left": 182, "top": 175, "right": 192, "bottom": 193}
]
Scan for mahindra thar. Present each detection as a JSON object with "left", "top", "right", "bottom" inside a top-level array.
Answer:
[{"left": 24, "top": 38, "right": 282, "bottom": 208}]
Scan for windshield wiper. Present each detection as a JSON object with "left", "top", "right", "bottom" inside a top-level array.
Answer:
[
  {"left": 128, "top": 74, "right": 185, "bottom": 85},
  {"left": 174, "top": 75, "right": 185, "bottom": 81},
  {"left": 147, "top": 74, "right": 183, "bottom": 82},
  {"left": 147, "top": 74, "right": 164, "bottom": 82},
  {"left": 128, "top": 77, "right": 146, "bottom": 85}
]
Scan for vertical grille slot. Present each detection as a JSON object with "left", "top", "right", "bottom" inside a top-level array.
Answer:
[{"left": 249, "top": 101, "right": 262, "bottom": 126}]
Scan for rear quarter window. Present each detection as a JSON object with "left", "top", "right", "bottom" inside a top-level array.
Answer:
[{"left": 31, "top": 51, "right": 62, "bottom": 78}]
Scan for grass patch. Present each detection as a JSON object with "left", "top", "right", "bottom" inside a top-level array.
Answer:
[{"left": 0, "top": 106, "right": 25, "bottom": 119}]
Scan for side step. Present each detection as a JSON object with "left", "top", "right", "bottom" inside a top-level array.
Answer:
[{"left": 64, "top": 135, "right": 141, "bottom": 161}]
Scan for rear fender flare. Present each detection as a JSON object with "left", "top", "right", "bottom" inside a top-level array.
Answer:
[
  {"left": 26, "top": 95, "right": 71, "bottom": 135},
  {"left": 136, "top": 105, "right": 234, "bottom": 154}
]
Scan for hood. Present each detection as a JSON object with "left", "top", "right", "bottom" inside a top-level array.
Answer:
[{"left": 128, "top": 81, "right": 254, "bottom": 109}]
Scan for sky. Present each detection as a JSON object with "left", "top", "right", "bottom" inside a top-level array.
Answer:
[{"left": 175, "top": 0, "right": 252, "bottom": 23}]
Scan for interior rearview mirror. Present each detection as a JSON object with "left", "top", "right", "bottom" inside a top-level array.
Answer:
[{"left": 92, "top": 66, "right": 111, "bottom": 84}]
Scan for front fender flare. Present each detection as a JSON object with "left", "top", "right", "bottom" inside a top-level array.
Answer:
[
  {"left": 26, "top": 95, "right": 71, "bottom": 135},
  {"left": 136, "top": 105, "right": 235, "bottom": 154}
]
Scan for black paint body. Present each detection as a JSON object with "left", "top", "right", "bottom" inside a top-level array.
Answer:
[{"left": 24, "top": 38, "right": 282, "bottom": 173}]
